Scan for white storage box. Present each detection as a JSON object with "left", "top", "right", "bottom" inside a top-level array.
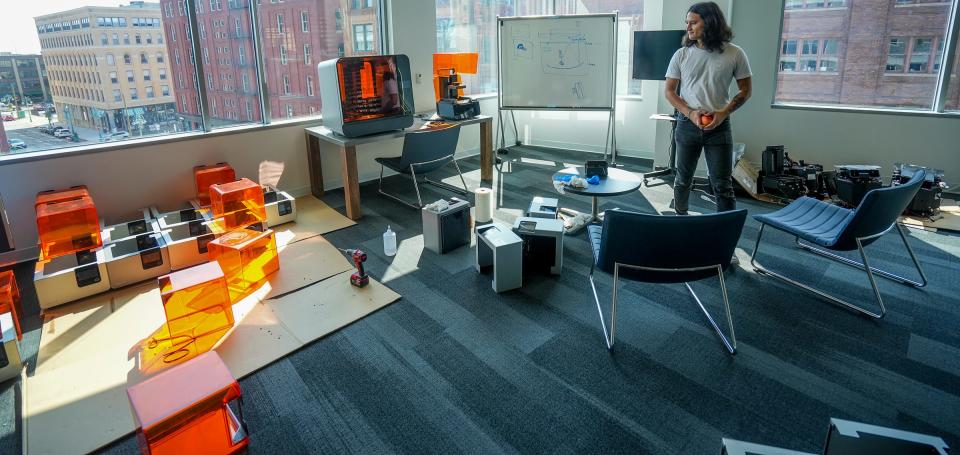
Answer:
[
  {"left": 0, "top": 313, "right": 21, "bottom": 383},
  {"left": 160, "top": 220, "right": 218, "bottom": 271},
  {"left": 34, "top": 248, "right": 111, "bottom": 309},
  {"left": 104, "top": 232, "right": 171, "bottom": 289},
  {"left": 100, "top": 208, "right": 154, "bottom": 244},
  {"left": 263, "top": 189, "right": 297, "bottom": 227}
]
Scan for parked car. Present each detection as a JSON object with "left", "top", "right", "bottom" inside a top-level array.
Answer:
[
  {"left": 7, "top": 139, "right": 26, "bottom": 150},
  {"left": 1, "top": 114, "right": 14, "bottom": 122},
  {"left": 49, "top": 126, "right": 67, "bottom": 135},
  {"left": 105, "top": 131, "right": 130, "bottom": 141},
  {"left": 54, "top": 129, "right": 73, "bottom": 138}
]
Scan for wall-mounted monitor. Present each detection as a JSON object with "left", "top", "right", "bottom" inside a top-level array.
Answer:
[
  {"left": 317, "top": 55, "right": 414, "bottom": 137},
  {"left": 632, "top": 30, "right": 686, "bottom": 81}
]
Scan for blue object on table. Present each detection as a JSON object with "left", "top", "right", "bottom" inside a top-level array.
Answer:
[{"left": 586, "top": 175, "right": 600, "bottom": 185}]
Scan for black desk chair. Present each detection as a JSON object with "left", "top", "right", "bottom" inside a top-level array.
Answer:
[
  {"left": 375, "top": 124, "right": 468, "bottom": 208},
  {"left": 588, "top": 209, "right": 748, "bottom": 354},
  {"left": 750, "top": 170, "right": 927, "bottom": 318}
]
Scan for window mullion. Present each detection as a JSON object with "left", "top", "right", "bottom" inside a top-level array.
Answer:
[
  {"left": 248, "top": 0, "right": 271, "bottom": 124},
  {"left": 186, "top": 0, "right": 211, "bottom": 132},
  {"left": 933, "top": 0, "right": 960, "bottom": 112}
]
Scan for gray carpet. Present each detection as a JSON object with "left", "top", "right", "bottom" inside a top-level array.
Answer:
[{"left": 1, "top": 145, "right": 958, "bottom": 454}]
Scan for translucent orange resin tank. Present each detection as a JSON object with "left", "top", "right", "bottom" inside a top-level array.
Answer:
[
  {"left": 0, "top": 271, "right": 22, "bottom": 341},
  {"left": 35, "top": 186, "right": 91, "bottom": 208},
  {"left": 127, "top": 352, "right": 248, "bottom": 455},
  {"left": 194, "top": 163, "right": 236, "bottom": 205},
  {"left": 209, "top": 178, "right": 266, "bottom": 230},
  {"left": 155, "top": 261, "right": 233, "bottom": 361},
  {"left": 35, "top": 196, "right": 102, "bottom": 260},
  {"left": 207, "top": 228, "right": 278, "bottom": 302}
]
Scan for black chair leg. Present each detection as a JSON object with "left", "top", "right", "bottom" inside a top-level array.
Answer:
[
  {"left": 377, "top": 164, "right": 423, "bottom": 209},
  {"left": 423, "top": 160, "right": 470, "bottom": 196},
  {"left": 683, "top": 266, "right": 736, "bottom": 354}
]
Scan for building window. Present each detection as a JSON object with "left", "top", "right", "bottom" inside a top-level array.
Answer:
[
  {"left": 238, "top": 46, "right": 246, "bottom": 65},
  {"left": 353, "top": 24, "right": 374, "bottom": 52},
  {"left": 112, "top": 33, "right": 119, "bottom": 45},
  {"left": 306, "top": 75, "right": 314, "bottom": 96},
  {"left": 123, "top": 34, "right": 130, "bottom": 45},
  {"left": 162, "top": 85, "right": 170, "bottom": 96},
  {"left": 242, "top": 73, "right": 249, "bottom": 92},
  {"left": 159, "top": 68, "right": 167, "bottom": 80},
  {"left": 113, "top": 89, "right": 122, "bottom": 102},
  {"left": 146, "top": 34, "right": 153, "bottom": 44},
  {"left": 277, "top": 14, "right": 284, "bottom": 34},
  {"left": 303, "top": 44, "right": 311, "bottom": 64},
  {"left": 236, "top": 18, "right": 243, "bottom": 37},
  {"left": 106, "top": 54, "right": 115, "bottom": 66},
  {"left": 140, "top": 53, "right": 148, "bottom": 64},
  {"left": 886, "top": 37, "right": 907, "bottom": 73},
  {"left": 129, "top": 88, "right": 138, "bottom": 100},
  {"left": 146, "top": 86, "right": 155, "bottom": 98},
  {"left": 143, "top": 69, "right": 151, "bottom": 81},
  {"left": 135, "top": 34, "right": 142, "bottom": 44},
  {"left": 110, "top": 71, "right": 118, "bottom": 84},
  {"left": 156, "top": 52, "right": 164, "bottom": 63},
  {"left": 123, "top": 53, "right": 131, "bottom": 64},
  {"left": 245, "top": 100, "right": 253, "bottom": 120},
  {"left": 126, "top": 70, "right": 134, "bottom": 82},
  {"left": 279, "top": 45, "right": 287, "bottom": 64},
  {"left": 301, "top": 11, "right": 309, "bottom": 32},
  {"left": 286, "top": 104, "right": 293, "bottom": 118},
  {"left": 101, "top": 34, "right": 108, "bottom": 45},
  {"left": 283, "top": 75, "right": 290, "bottom": 95},
  {"left": 909, "top": 38, "right": 933, "bottom": 73}
]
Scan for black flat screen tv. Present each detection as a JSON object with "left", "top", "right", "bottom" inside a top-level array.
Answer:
[{"left": 632, "top": 30, "right": 686, "bottom": 81}]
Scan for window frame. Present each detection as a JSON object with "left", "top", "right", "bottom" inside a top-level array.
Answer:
[{"left": 773, "top": 0, "right": 960, "bottom": 116}]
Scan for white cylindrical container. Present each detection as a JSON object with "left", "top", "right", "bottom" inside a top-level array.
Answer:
[
  {"left": 474, "top": 188, "right": 493, "bottom": 223},
  {"left": 383, "top": 226, "right": 397, "bottom": 256}
]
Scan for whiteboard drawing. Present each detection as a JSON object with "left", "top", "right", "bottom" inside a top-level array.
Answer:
[
  {"left": 513, "top": 40, "right": 533, "bottom": 59},
  {"left": 540, "top": 31, "right": 589, "bottom": 75},
  {"left": 572, "top": 81, "right": 585, "bottom": 99}
]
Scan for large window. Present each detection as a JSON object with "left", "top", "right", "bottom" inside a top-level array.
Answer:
[
  {"left": 435, "top": 0, "right": 643, "bottom": 96},
  {"left": 776, "top": 0, "right": 960, "bottom": 112}
]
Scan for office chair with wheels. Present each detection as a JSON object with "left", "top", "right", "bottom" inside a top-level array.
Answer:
[
  {"left": 375, "top": 124, "right": 468, "bottom": 208},
  {"left": 750, "top": 170, "right": 927, "bottom": 318},
  {"left": 588, "top": 208, "right": 748, "bottom": 354}
]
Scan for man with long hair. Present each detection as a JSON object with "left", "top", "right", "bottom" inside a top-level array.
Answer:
[{"left": 665, "top": 1, "right": 751, "bottom": 217}]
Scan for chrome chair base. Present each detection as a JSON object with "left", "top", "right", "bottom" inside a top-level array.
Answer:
[
  {"left": 589, "top": 261, "right": 737, "bottom": 354},
  {"left": 749, "top": 223, "right": 928, "bottom": 319},
  {"left": 377, "top": 160, "right": 469, "bottom": 209}
]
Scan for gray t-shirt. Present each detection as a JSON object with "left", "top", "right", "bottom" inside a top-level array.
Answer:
[{"left": 665, "top": 43, "right": 752, "bottom": 112}]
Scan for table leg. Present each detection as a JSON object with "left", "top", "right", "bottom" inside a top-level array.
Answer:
[
  {"left": 591, "top": 196, "right": 600, "bottom": 222},
  {"left": 305, "top": 134, "right": 324, "bottom": 198},
  {"left": 480, "top": 119, "right": 493, "bottom": 183},
  {"left": 341, "top": 145, "right": 361, "bottom": 220}
]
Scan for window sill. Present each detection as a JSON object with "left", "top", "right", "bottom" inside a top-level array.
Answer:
[
  {"left": 771, "top": 102, "right": 960, "bottom": 118},
  {"left": 471, "top": 92, "right": 644, "bottom": 102},
  {"left": 0, "top": 116, "right": 322, "bottom": 166}
]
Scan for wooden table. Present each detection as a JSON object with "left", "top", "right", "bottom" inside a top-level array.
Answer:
[{"left": 304, "top": 115, "right": 493, "bottom": 220}]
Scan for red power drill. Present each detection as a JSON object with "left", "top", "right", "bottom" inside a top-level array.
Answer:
[{"left": 345, "top": 249, "right": 369, "bottom": 287}]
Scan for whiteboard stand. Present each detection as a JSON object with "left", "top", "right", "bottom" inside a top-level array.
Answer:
[{"left": 497, "top": 13, "right": 618, "bottom": 164}]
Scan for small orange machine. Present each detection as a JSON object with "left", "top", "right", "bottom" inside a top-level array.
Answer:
[
  {"left": 153, "top": 261, "right": 233, "bottom": 363},
  {"left": 433, "top": 53, "right": 481, "bottom": 120},
  {"left": 35, "top": 193, "right": 102, "bottom": 260},
  {"left": 0, "top": 270, "right": 22, "bottom": 340},
  {"left": 194, "top": 163, "right": 236, "bottom": 206},
  {"left": 127, "top": 351, "right": 248, "bottom": 455},
  {"left": 207, "top": 228, "right": 279, "bottom": 303},
  {"left": 209, "top": 178, "right": 266, "bottom": 231}
]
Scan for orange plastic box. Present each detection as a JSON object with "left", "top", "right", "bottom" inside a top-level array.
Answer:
[
  {"left": 156, "top": 262, "right": 233, "bottom": 360},
  {"left": 35, "top": 186, "right": 91, "bottom": 209},
  {"left": 194, "top": 163, "right": 236, "bottom": 206},
  {"left": 207, "top": 228, "right": 279, "bottom": 302},
  {"left": 127, "top": 352, "right": 248, "bottom": 455},
  {"left": 209, "top": 178, "right": 266, "bottom": 230},
  {"left": 0, "top": 270, "right": 22, "bottom": 341},
  {"left": 36, "top": 197, "right": 102, "bottom": 261}
]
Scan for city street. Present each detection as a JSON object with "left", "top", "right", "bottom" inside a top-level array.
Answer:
[{"left": 2, "top": 113, "right": 91, "bottom": 154}]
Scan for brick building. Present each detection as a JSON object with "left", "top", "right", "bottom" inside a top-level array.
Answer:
[
  {"left": 36, "top": 2, "right": 177, "bottom": 134},
  {"left": 777, "top": 0, "right": 959, "bottom": 108},
  {"left": 160, "top": 0, "right": 378, "bottom": 128}
]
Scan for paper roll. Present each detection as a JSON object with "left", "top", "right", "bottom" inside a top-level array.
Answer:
[{"left": 474, "top": 188, "right": 493, "bottom": 223}]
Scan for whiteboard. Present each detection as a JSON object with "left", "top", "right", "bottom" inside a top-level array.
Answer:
[{"left": 498, "top": 14, "right": 617, "bottom": 111}]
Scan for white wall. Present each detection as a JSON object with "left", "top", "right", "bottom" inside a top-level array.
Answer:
[{"left": 730, "top": 0, "right": 960, "bottom": 179}]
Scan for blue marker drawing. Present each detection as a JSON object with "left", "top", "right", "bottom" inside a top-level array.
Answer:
[{"left": 517, "top": 43, "right": 526, "bottom": 51}]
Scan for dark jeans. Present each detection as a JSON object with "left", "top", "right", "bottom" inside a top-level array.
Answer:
[{"left": 673, "top": 115, "right": 736, "bottom": 214}]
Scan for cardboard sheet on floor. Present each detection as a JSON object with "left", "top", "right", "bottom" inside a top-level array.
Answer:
[
  {"left": 901, "top": 199, "right": 960, "bottom": 233},
  {"left": 268, "top": 234, "right": 353, "bottom": 298},
  {"left": 24, "top": 255, "right": 400, "bottom": 454},
  {"left": 278, "top": 195, "right": 356, "bottom": 244}
]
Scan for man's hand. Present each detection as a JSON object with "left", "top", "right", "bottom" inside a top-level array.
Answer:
[
  {"left": 689, "top": 109, "right": 704, "bottom": 129},
  {"left": 703, "top": 109, "right": 728, "bottom": 130}
]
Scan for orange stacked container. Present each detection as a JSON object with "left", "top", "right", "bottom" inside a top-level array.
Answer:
[
  {"left": 35, "top": 189, "right": 101, "bottom": 260},
  {"left": 0, "top": 271, "right": 22, "bottom": 341},
  {"left": 194, "top": 163, "right": 236, "bottom": 206},
  {"left": 127, "top": 352, "right": 248, "bottom": 455},
  {"left": 206, "top": 228, "right": 279, "bottom": 303},
  {"left": 209, "top": 178, "right": 266, "bottom": 231},
  {"left": 155, "top": 261, "right": 233, "bottom": 361}
]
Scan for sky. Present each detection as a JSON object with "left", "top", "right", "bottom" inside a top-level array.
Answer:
[{"left": 2, "top": 1, "right": 127, "bottom": 55}]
